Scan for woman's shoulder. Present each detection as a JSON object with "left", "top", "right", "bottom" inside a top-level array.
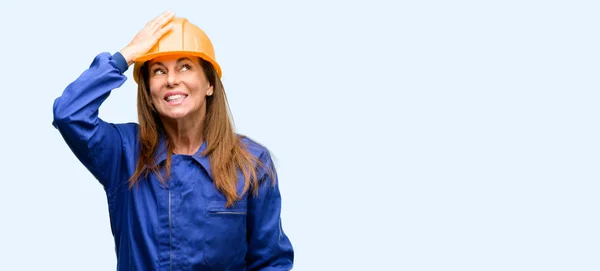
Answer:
[
  {"left": 237, "top": 134, "right": 272, "bottom": 159},
  {"left": 112, "top": 122, "right": 139, "bottom": 134},
  {"left": 110, "top": 122, "right": 141, "bottom": 145}
]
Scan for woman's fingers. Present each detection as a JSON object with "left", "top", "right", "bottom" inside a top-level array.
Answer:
[
  {"left": 155, "top": 23, "right": 174, "bottom": 39},
  {"left": 145, "top": 11, "right": 168, "bottom": 29},
  {"left": 119, "top": 10, "right": 176, "bottom": 65},
  {"left": 149, "top": 10, "right": 175, "bottom": 33}
]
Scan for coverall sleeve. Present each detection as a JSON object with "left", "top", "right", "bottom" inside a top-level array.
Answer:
[
  {"left": 52, "top": 52, "right": 129, "bottom": 193},
  {"left": 246, "top": 150, "right": 295, "bottom": 271}
]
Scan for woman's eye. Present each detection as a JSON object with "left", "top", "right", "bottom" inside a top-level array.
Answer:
[
  {"left": 181, "top": 64, "right": 192, "bottom": 71},
  {"left": 152, "top": 69, "right": 165, "bottom": 75}
]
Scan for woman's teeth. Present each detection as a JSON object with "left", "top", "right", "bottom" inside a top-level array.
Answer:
[{"left": 166, "top": 94, "right": 186, "bottom": 101}]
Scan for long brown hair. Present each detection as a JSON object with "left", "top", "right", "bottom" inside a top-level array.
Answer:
[{"left": 128, "top": 56, "right": 275, "bottom": 207}]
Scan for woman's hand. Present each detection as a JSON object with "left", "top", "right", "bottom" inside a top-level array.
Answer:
[{"left": 120, "top": 10, "right": 175, "bottom": 66}]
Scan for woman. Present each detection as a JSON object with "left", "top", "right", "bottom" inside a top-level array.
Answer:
[{"left": 52, "top": 10, "right": 294, "bottom": 271}]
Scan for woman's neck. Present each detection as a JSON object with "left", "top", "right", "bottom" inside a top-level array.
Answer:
[{"left": 161, "top": 116, "right": 204, "bottom": 155}]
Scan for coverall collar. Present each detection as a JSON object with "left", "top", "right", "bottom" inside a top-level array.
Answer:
[{"left": 154, "top": 133, "right": 213, "bottom": 179}]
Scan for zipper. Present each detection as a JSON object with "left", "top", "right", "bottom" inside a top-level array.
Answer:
[{"left": 169, "top": 188, "right": 172, "bottom": 271}]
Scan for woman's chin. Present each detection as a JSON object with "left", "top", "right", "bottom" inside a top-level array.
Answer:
[{"left": 160, "top": 109, "right": 192, "bottom": 121}]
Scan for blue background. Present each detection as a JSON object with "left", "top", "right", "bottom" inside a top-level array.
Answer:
[{"left": 0, "top": 0, "right": 598, "bottom": 270}]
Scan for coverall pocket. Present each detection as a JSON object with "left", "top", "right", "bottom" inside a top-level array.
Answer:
[{"left": 204, "top": 200, "right": 248, "bottom": 270}]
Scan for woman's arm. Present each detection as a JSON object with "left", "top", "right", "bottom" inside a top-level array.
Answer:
[
  {"left": 53, "top": 10, "right": 175, "bottom": 193},
  {"left": 52, "top": 52, "right": 129, "bottom": 192},
  {"left": 246, "top": 150, "right": 294, "bottom": 271}
]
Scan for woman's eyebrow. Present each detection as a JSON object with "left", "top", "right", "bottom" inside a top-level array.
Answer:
[
  {"left": 150, "top": 62, "right": 166, "bottom": 68},
  {"left": 177, "top": 57, "right": 193, "bottom": 63},
  {"left": 150, "top": 58, "right": 193, "bottom": 67}
]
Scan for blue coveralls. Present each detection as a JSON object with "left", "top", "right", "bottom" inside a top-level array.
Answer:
[{"left": 52, "top": 52, "right": 294, "bottom": 271}]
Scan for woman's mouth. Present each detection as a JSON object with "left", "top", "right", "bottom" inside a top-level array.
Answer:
[{"left": 165, "top": 94, "right": 188, "bottom": 105}]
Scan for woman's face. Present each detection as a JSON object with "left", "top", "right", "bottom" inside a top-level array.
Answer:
[{"left": 147, "top": 55, "right": 213, "bottom": 121}]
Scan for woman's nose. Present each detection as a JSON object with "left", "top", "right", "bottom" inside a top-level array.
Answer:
[{"left": 166, "top": 70, "right": 181, "bottom": 87}]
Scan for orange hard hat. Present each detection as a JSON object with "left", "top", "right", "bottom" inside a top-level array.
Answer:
[{"left": 133, "top": 17, "right": 222, "bottom": 83}]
